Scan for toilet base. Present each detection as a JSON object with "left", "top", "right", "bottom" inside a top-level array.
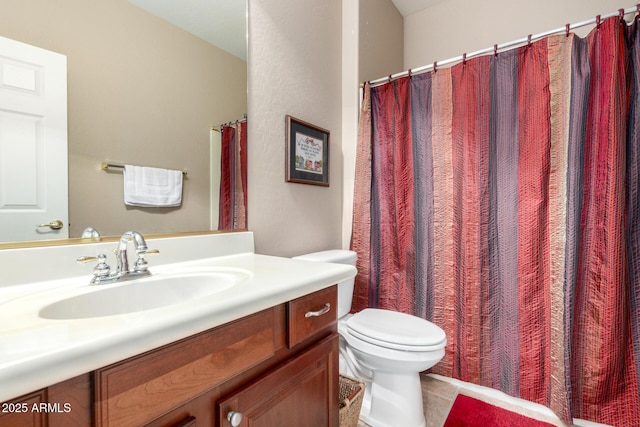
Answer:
[{"left": 358, "top": 370, "right": 426, "bottom": 427}]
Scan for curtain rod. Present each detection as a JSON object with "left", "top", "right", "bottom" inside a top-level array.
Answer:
[
  {"left": 366, "top": 5, "right": 639, "bottom": 87},
  {"left": 211, "top": 114, "right": 248, "bottom": 132}
]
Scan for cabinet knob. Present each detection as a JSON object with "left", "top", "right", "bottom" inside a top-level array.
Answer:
[{"left": 227, "top": 411, "right": 243, "bottom": 426}]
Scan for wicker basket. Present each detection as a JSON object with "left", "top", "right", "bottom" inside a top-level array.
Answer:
[{"left": 339, "top": 374, "right": 365, "bottom": 427}]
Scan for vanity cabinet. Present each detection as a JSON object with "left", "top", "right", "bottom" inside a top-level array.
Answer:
[{"left": 0, "top": 286, "right": 338, "bottom": 427}]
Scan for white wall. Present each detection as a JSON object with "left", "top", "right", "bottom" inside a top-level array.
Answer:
[
  {"left": 404, "top": 0, "right": 638, "bottom": 71},
  {"left": 342, "top": 0, "right": 360, "bottom": 249},
  {"left": 359, "top": 0, "right": 404, "bottom": 82},
  {"left": 247, "top": 0, "right": 344, "bottom": 256},
  {"left": 342, "top": 0, "right": 405, "bottom": 249}
]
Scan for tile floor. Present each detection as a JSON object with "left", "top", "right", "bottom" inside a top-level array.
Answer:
[{"left": 356, "top": 374, "right": 590, "bottom": 427}]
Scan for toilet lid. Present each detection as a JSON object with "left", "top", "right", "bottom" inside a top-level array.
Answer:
[{"left": 347, "top": 309, "right": 446, "bottom": 351}]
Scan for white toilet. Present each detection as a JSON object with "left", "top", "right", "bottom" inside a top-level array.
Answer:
[{"left": 293, "top": 250, "right": 446, "bottom": 427}]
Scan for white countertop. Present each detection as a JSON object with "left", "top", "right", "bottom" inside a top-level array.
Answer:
[{"left": 0, "top": 233, "right": 356, "bottom": 402}]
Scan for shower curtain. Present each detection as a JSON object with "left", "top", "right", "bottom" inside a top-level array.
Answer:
[
  {"left": 351, "top": 16, "right": 640, "bottom": 426},
  {"left": 218, "top": 121, "right": 248, "bottom": 229}
]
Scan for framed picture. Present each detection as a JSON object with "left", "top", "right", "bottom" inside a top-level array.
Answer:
[{"left": 285, "top": 115, "right": 330, "bottom": 186}]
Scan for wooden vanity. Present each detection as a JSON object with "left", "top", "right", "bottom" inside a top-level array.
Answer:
[{"left": 0, "top": 286, "right": 339, "bottom": 427}]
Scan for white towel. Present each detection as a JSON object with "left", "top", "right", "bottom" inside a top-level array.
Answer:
[{"left": 123, "top": 165, "right": 183, "bottom": 207}]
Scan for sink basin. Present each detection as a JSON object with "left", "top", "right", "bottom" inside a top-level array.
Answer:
[{"left": 38, "top": 268, "right": 251, "bottom": 320}]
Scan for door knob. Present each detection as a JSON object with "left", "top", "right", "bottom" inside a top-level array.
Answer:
[
  {"left": 36, "top": 219, "right": 64, "bottom": 230},
  {"left": 227, "top": 411, "right": 243, "bottom": 426}
]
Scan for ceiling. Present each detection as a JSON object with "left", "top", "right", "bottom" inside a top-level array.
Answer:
[
  {"left": 128, "top": 0, "right": 247, "bottom": 61},
  {"left": 126, "top": 0, "right": 441, "bottom": 63},
  {"left": 391, "top": 0, "right": 445, "bottom": 16}
]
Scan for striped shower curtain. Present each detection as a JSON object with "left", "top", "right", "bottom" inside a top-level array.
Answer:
[
  {"left": 218, "top": 121, "right": 248, "bottom": 229},
  {"left": 351, "top": 16, "right": 640, "bottom": 426}
]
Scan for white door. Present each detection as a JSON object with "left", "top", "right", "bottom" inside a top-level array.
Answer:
[{"left": 0, "top": 36, "right": 68, "bottom": 242}]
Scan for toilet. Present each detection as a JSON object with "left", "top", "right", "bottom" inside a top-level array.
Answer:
[{"left": 293, "top": 250, "right": 446, "bottom": 427}]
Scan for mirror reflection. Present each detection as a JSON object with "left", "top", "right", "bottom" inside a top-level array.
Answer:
[{"left": 0, "top": 0, "right": 247, "bottom": 244}]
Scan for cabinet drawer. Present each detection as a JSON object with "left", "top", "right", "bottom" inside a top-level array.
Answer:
[
  {"left": 288, "top": 286, "right": 337, "bottom": 348},
  {"left": 94, "top": 307, "right": 279, "bottom": 427}
]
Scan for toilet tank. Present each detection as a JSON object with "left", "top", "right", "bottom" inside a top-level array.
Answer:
[{"left": 292, "top": 250, "right": 357, "bottom": 319}]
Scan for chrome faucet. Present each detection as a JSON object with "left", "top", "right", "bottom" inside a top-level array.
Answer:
[
  {"left": 116, "top": 230, "right": 149, "bottom": 276},
  {"left": 77, "top": 230, "right": 158, "bottom": 285}
]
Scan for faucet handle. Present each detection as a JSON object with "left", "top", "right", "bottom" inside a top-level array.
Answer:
[
  {"left": 133, "top": 248, "right": 159, "bottom": 273},
  {"left": 77, "top": 253, "right": 112, "bottom": 283}
]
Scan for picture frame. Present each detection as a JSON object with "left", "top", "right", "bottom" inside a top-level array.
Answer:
[{"left": 285, "top": 115, "right": 330, "bottom": 186}]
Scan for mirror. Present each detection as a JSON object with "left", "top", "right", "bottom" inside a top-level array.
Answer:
[{"left": 0, "top": 0, "right": 247, "bottom": 245}]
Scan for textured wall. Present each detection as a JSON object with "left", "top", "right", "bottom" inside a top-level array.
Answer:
[
  {"left": 343, "top": 0, "right": 403, "bottom": 248},
  {"left": 247, "top": 0, "right": 344, "bottom": 256},
  {"left": 359, "top": 0, "right": 404, "bottom": 83}
]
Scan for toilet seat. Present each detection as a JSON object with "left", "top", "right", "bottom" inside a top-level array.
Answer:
[{"left": 347, "top": 309, "right": 446, "bottom": 352}]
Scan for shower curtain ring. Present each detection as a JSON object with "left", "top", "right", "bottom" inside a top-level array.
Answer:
[
  {"left": 565, "top": 23, "right": 570, "bottom": 37},
  {"left": 433, "top": 61, "right": 437, "bottom": 72},
  {"left": 527, "top": 34, "right": 532, "bottom": 48},
  {"left": 596, "top": 14, "right": 601, "bottom": 29},
  {"left": 493, "top": 44, "right": 498, "bottom": 57},
  {"left": 462, "top": 53, "right": 467, "bottom": 65}
]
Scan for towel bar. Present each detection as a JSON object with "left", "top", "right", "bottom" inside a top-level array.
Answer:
[{"left": 101, "top": 162, "right": 188, "bottom": 176}]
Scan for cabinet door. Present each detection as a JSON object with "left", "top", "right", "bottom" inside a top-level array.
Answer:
[
  {"left": 218, "top": 334, "right": 338, "bottom": 427},
  {"left": 0, "top": 390, "right": 47, "bottom": 427}
]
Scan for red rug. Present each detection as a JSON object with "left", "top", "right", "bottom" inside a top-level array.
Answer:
[{"left": 444, "top": 394, "right": 557, "bottom": 427}]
